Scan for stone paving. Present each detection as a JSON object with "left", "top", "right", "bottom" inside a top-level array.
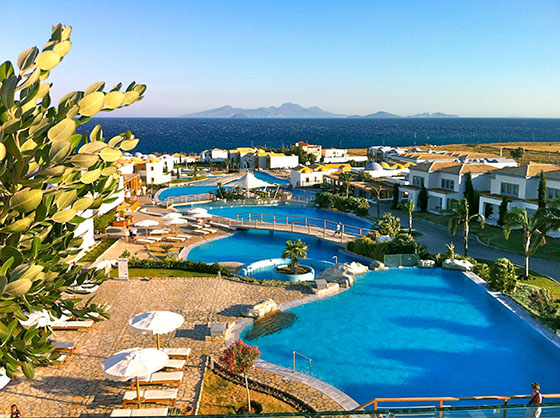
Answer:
[{"left": 0, "top": 277, "right": 322, "bottom": 417}]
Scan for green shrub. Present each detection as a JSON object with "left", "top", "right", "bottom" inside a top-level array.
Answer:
[
  {"left": 377, "top": 213, "right": 401, "bottom": 237},
  {"left": 93, "top": 209, "right": 117, "bottom": 233},
  {"left": 79, "top": 238, "right": 118, "bottom": 262},
  {"left": 489, "top": 258, "right": 517, "bottom": 293},
  {"left": 128, "top": 258, "right": 229, "bottom": 275},
  {"left": 528, "top": 287, "right": 558, "bottom": 318},
  {"left": 473, "top": 262, "right": 490, "bottom": 281},
  {"left": 431, "top": 253, "right": 446, "bottom": 267},
  {"left": 347, "top": 237, "right": 391, "bottom": 261},
  {"left": 315, "top": 192, "right": 369, "bottom": 215}
]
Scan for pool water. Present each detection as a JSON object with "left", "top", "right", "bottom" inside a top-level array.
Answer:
[
  {"left": 157, "top": 185, "right": 218, "bottom": 201},
  {"left": 186, "top": 229, "right": 358, "bottom": 266},
  {"left": 242, "top": 268, "right": 560, "bottom": 403},
  {"left": 206, "top": 203, "right": 371, "bottom": 234},
  {"left": 253, "top": 170, "right": 290, "bottom": 185}
]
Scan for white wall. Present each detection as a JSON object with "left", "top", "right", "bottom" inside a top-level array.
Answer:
[{"left": 268, "top": 155, "right": 299, "bottom": 169}]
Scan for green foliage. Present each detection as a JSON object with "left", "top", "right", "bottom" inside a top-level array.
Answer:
[
  {"left": 338, "top": 172, "right": 354, "bottom": 197},
  {"left": 78, "top": 238, "right": 118, "bottom": 262},
  {"left": 447, "top": 198, "right": 485, "bottom": 257},
  {"left": 473, "top": 261, "right": 490, "bottom": 281},
  {"left": 418, "top": 185, "right": 428, "bottom": 212},
  {"left": 538, "top": 171, "right": 547, "bottom": 209},
  {"left": 128, "top": 258, "right": 229, "bottom": 275},
  {"left": 0, "top": 24, "right": 146, "bottom": 377},
  {"left": 347, "top": 237, "right": 391, "bottom": 261},
  {"left": 356, "top": 170, "right": 372, "bottom": 182},
  {"left": 282, "top": 239, "right": 308, "bottom": 272},
  {"left": 391, "top": 183, "right": 400, "bottom": 209},
  {"left": 527, "top": 287, "right": 558, "bottom": 318},
  {"left": 388, "top": 233, "right": 429, "bottom": 258},
  {"left": 445, "top": 243, "right": 457, "bottom": 259},
  {"left": 463, "top": 172, "right": 479, "bottom": 216},
  {"left": 93, "top": 208, "right": 117, "bottom": 233},
  {"left": 497, "top": 196, "right": 509, "bottom": 226},
  {"left": 510, "top": 147, "right": 525, "bottom": 159},
  {"left": 376, "top": 213, "right": 401, "bottom": 237},
  {"left": 315, "top": 192, "right": 369, "bottom": 215},
  {"left": 119, "top": 249, "right": 131, "bottom": 259},
  {"left": 488, "top": 258, "right": 518, "bottom": 293}
]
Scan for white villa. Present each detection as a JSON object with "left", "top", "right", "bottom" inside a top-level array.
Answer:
[
  {"left": 201, "top": 148, "right": 229, "bottom": 163},
  {"left": 229, "top": 147, "right": 299, "bottom": 169},
  {"left": 290, "top": 163, "right": 351, "bottom": 187},
  {"left": 479, "top": 163, "right": 560, "bottom": 224},
  {"left": 295, "top": 141, "right": 322, "bottom": 160}
]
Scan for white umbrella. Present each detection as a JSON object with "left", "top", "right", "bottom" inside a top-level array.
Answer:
[
  {"left": 225, "top": 172, "right": 273, "bottom": 189},
  {"left": 192, "top": 212, "right": 212, "bottom": 219},
  {"left": 165, "top": 218, "right": 189, "bottom": 225},
  {"left": 161, "top": 212, "right": 183, "bottom": 220},
  {"left": 103, "top": 348, "right": 169, "bottom": 408},
  {"left": 129, "top": 311, "right": 184, "bottom": 349},
  {"left": 187, "top": 207, "right": 208, "bottom": 215},
  {"left": 19, "top": 310, "right": 69, "bottom": 328},
  {"left": 0, "top": 369, "right": 10, "bottom": 390},
  {"left": 134, "top": 219, "right": 159, "bottom": 237}
]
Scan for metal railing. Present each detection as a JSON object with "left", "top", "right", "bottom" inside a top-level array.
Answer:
[
  {"left": 292, "top": 351, "right": 312, "bottom": 373},
  {"left": 164, "top": 193, "right": 216, "bottom": 207}
]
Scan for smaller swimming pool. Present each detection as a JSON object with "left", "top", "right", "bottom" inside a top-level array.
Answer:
[{"left": 253, "top": 170, "right": 290, "bottom": 185}]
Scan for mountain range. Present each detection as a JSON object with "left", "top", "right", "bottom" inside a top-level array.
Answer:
[{"left": 181, "top": 103, "right": 458, "bottom": 118}]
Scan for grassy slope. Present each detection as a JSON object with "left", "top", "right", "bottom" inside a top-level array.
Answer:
[
  {"left": 109, "top": 268, "right": 217, "bottom": 278},
  {"left": 78, "top": 238, "right": 118, "bottom": 262}
]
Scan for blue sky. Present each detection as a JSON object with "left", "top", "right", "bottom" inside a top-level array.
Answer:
[{"left": 3, "top": 0, "right": 559, "bottom": 117}]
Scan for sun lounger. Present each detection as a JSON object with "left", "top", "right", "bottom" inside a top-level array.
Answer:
[
  {"left": 137, "top": 238, "right": 156, "bottom": 245},
  {"left": 176, "top": 234, "right": 192, "bottom": 240},
  {"left": 54, "top": 341, "right": 77, "bottom": 355},
  {"left": 209, "top": 221, "right": 235, "bottom": 231},
  {"left": 201, "top": 227, "right": 218, "bottom": 234},
  {"left": 54, "top": 353, "right": 68, "bottom": 369},
  {"left": 51, "top": 320, "right": 94, "bottom": 332},
  {"left": 183, "top": 216, "right": 197, "bottom": 222},
  {"left": 150, "top": 229, "right": 170, "bottom": 235},
  {"left": 162, "top": 347, "right": 191, "bottom": 360},
  {"left": 132, "top": 371, "right": 183, "bottom": 388},
  {"left": 111, "top": 408, "right": 169, "bottom": 417},
  {"left": 164, "top": 236, "right": 186, "bottom": 242},
  {"left": 163, "top": 359, "right": 186, "bottom": 371},
  {"left": 190, "top": 229, "right": 209, "bottom": 235},
  {"left": 122, "top": 389, "right": 177, "bottom": 407}
]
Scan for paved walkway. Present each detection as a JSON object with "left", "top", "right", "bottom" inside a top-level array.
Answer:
[
  {"left": 1, "top": 278, "right": 333, "bottom": 417},
  {"left": 383, "top": 205, "right": 560, "bottom": 281}
]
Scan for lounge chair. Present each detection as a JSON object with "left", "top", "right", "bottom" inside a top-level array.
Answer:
[
  {"left": 176, "top": 234, "right": 192, "bottom": 240},
  {"left": 190, "top": 230, "right": 209, "bottom": 235},
  {"left": 150, "top": 229, "right": 170, "bottom": 235},
  {"left": 110, "top": 408, "right": 168, "bottom": 417},
  {"left": 137, "top": 238, "right": 156, "bottom": 245},
  {"left": 131, "top": 371, "right": 183, "bottom": 388},
  {"left": 164, "top": 236, "right": 186, "bottom": 242},
  {"left": 54, "top": 341, "right": 77, "bottom": 355},
  {"left": 201, "top": 227, "right": 218, "bottom": 234},
  {"left": 163, "top": 359, "right": 186, "bottom": 371},
  {"left": 162, "top": 347, "right": 191, "bottom": 360},
  {"left": 51, "top": 320, "right": 94, "bottom": 332},
  {"left": 122, "top": 389, "right": 177, "bottom": 407}
]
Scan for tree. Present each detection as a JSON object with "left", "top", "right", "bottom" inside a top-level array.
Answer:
[
  {"left": 538, "top": 171, "right": 547, "bottom": 209},
  {"left": 497, "top": 196, "right": 509, "bottom": 226},
  {"left": 368, "top": 185, "right": 383, "bottom": 219},
  {"left": 447, "top": 198, "right": 485, "bottom": 257},
  {"left": 399, "top": 199, "right": 415, "bottom": 232},
  {"left": 463, "top": 172, "right": 479, "bottom": 215},
  {"left": 338, "top": 172, "right": 354, "bottom": 197},
  {"left": 0, "top": 24, "right": 145, "bottom": 378},
  {"left": 418, "top": 185, "right": 428, "bottom": 212},
  {"left": 356, "top": 170, "right": 372, "bottom": 182},
  {"left": 488, "top": 258, "right": 517, "bottom": 293},
  {"left": 391, "top": 183, "right": 400, "bottom": 209},
  {"left": 510, "top": 147, "right": 525, "bottom": 159},
  {"left": 377, "top": 213, "right": 401, "bottom": 237},
  {"left": 220, "top": 340, "right": 261, "bottom": 412},
  {"left": 282, "top": 239, "right": 308, "bottom": 273},
  {"left": 503, "top": 208, "right": 560, "bottom": 279}
]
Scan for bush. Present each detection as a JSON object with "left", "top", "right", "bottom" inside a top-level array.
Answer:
[
  {"left": 128, "top": 258, "right": 230, "bottom": 275},
  {"left": 528, "top": 287, "right": 558, "bottom": 318},
  {"left": 488, "top": 258, "right": 517, "bottom": 293},
  {"left": 347, "top": 237, "right": 391, "bottom": 261},
  {"left": 315, "top": 192, "right": 370, "bottom": 215},
  {"left": 377, "top": 213, "right": 401, "bottom": 237},
  {"left": 430, "top": 253, "right": 446, "bottom": 267},
  {"left": 316, "top": 192, "right": 335, "bottom": 209},
  {"left": 473, "top": 262, "right": 490, "bottom": 281},
  {"left": 93, "top": 209, "right": 117, "bottom": 233}
]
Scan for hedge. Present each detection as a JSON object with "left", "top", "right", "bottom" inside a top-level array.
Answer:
[{"left": 128, "top": 258, "right": 230, "bottom": 275}]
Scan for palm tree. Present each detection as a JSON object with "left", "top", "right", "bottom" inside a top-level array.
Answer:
[
  {"left": 447, "top": 198, "right": 485, "bottom": 257},
  {"left": 338, "top": 172, "right": 354, "bottom": 197},
  {"left": 399, "top": 199, "right": 415, "bottom": 232},
  {"left": 503, "top": 207, "right": 560, "bottom": 279},
  {"left": 368, "top": 185, "right": 383, "bottom": 219},
  {"left": 282, "top": 239, "right": 308, "bottom": 273}
]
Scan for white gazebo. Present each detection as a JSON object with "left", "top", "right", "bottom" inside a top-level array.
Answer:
[{"left": 225, "top": 172, "right": 273, "bottom": 190}]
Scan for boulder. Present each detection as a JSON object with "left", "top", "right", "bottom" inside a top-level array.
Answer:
[
  {"left": 419, "top": 259, "right": 435, "bottom": 268},
  {"left": 317, "top": 262, "right": 368, "bottom": 286},
  {"left": 346, "top": 261, "right": 369, "bottom": 275},
  {"left": 376, "top": 235, "right": 393, "bottom": 242},
  {"left": 442, "top": 258, "right": 473, "bottom": 272},
  {"left": 244, "top": 299, "right": 278, "bottom": 318},
  {"left": 369, "top": 260, "right": 385, "bottom": 270}
]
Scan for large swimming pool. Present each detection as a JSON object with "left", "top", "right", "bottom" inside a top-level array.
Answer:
[
  {"left": 186, "top": 229, "right": 358, "bottom": 266},
  {"left": 242, "top": 268, "right": 560, "bottom": 403},
  {"left": 205, "top": 203, "right": 371, "bottom": 234}
]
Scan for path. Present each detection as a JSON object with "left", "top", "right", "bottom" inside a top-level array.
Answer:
[{"left": 381, "top": 205, "right": 560, "bottom": 281}]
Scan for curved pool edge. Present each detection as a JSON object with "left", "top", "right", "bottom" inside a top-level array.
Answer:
[
  {"left": 463, "top": 271, "right": 560, "bottom": 350},
  {"left": 227, "top": 288, "right": 360, "bottom": 411},
  {"left": 180, "top": 232, "right": 235, "bottom": 260}
]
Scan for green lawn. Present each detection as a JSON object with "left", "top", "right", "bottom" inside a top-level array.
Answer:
[
  {"left": 109, "top": 268, "right": 217, "bottom": 278},
  {"left": 79, "top": 238, "right": 118, "bottom": 262},
  {"left": 413, "top": 211, "right": 560, "bottom": 262}
]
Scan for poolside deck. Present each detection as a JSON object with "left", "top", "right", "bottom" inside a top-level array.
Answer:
[{"left": 0, "top": 277, "right": 343, "bottom": 416}]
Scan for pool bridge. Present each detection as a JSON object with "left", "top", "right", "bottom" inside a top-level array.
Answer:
[
  {"left": 164, "top": 192, "right": 313, "bottom": 208},
  {"left": 210, "top": 212, "right": 370, "bottom": 244}
]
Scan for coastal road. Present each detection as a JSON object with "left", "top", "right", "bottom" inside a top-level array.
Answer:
[{"left": 377, "top": 205, "right": 560, "bottom": 281}]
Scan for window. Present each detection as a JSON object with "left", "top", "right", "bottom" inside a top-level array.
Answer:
[
  {"left": 441, "top": 179, "right": 455, "bottom": 190},
  {"left": 501, "top": 182, "right": 519, "bottom": 197},
  {"left": 150, "top": 166, "right": 154, "bottom": 171},
  {"left": 547, "top": 188, "right": 560, "bottom": 201},
  {"left": 412, "top": 176, "right": 424, "bottom": 187}
]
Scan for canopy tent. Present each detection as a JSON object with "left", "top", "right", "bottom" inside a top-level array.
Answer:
[
  {"left": 225, "top": 172, "right": 273, "bottom": 189},
  {"left": 129, "top": 311, "right": 184, "bottom": 349},
  {"left": 102, "top": 348, "right": 169, "bottom": 408}
]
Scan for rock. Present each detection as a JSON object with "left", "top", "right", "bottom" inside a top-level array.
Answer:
[
  {"left": 442, "top": 258, "right": 473, "bottom": 271},
  {"left": 376, "top": 235, "right": 393, "bottom": 242},
  {"left": 369, "top": 260, "right": 385, "bottom": 270},
  {"left": 317, "top": 262, "right": 368, "bottom": 286},
  {"left": 244, "top": 299, "right": 278, "bottom": 318},
  {"left": 419, "top": 259, "right": 435, "bottom": 268},
  {"left": 346, "top": 261, "right": 369, "bottom": 275}
]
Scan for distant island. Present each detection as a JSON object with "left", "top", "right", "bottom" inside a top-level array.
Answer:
[{"left": 181, "top": 103, "right": 459, "bottom": 118}]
